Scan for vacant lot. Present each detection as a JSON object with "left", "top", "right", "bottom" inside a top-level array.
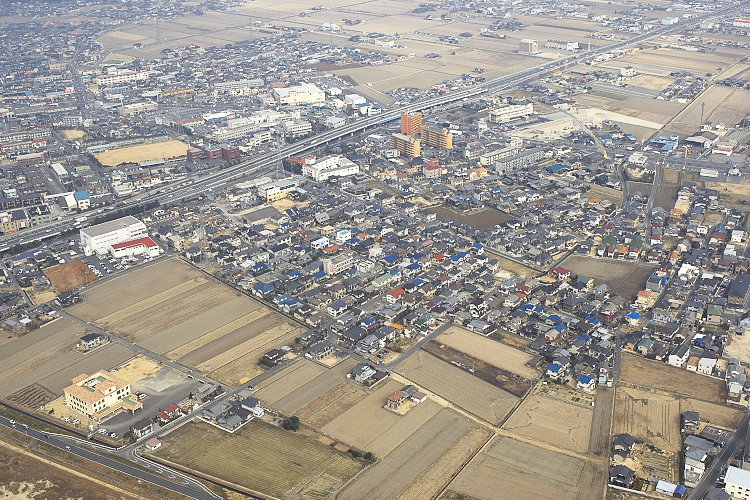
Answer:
[
  {"left": 503, "top": 394, "right": 593, "bottom": 453},
  {"left": 446, "top": 436, "right": 599, "bottom": 500},
  {"left": 436, "top": 326, "right": 539, "bottom": 379},
  {"left": 620, "top": 354, "right": 726, "bottom": 403},
  {"left": 69, "top": 258, "right": 304, "bottom": 384},
  {"left": 560, "top": 256, "right": 657, "bottom": 299},
  {"left": 338, "top": 408, "right": 490, "bottom": 500},
  {"left": 653, "top": 184, "right": 679, "bottom": 211},
  {"left": 0, "top": 438, "right": 142, "bottom": 500},
  {"left": 154, "top": 420, "right": 363, "bottom": 499},
  {"left": 428, "top": 205, "right": 511, "bottom": 229},
  {"left": 94, "top": 140, "right": 188, "bottom": 167},
  {"left": 43, "top": 260, "right": 98, "bottom": 292},
  {"left": 396, "top": 351, "right": 519, "bottom": 424}
]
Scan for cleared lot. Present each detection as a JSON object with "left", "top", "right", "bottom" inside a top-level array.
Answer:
[
  {"left": 338, "top": 408, "right": 490, "bottom": 500},
  {"left": 621, "top": 354, "right": 726, "bottom": 403},
  {"left": 445, "top": 435, "right": 598, "bottom": 500},
  {"left": 153, "top": 420, "right": 363, "bottom": 499},
  {"left": 43, "top": 260, "right": 99, "bottom": 292},
  {"left": 395, "top": 350, "right": 519, "bottom": 424},
  {"left": 94, "top": 140, "right": 189, "bottom": 167},
  {"left": 560, "top": 256, "right": 657, "bottom": 299},
  {"left": 436, "top": 326, "right": 539, "bottom": 379},
  {"left": 69, "top": 258, "right": 304, "bottom": 385},
  {"left": 503, "top": 394, "right": 593, "bottom": 453}
]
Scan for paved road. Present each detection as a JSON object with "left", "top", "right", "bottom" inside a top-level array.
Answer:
[
  {"left": 689, "top": 413, "right": 750, "bottom": 500},
  {"left": 0, "top": 415, "right": 219, "bottom": 500},
  {"left": 0, "top": 1, "right": 742, "bottom": 252}
]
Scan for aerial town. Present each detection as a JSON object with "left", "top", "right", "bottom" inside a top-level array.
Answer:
[{"left": 1, "top": 0, "right": 750, "bottom": 499}]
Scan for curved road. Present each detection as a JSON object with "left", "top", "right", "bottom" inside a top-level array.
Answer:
[{"left": 0, "top": 415, "right": 219, "bottom": 499}]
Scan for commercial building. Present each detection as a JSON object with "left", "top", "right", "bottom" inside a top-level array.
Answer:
[
  {"left": 323, "top": 251, "right": 355, "bottom": 275},
  {"left": 64, "top": 371, "right": 142, "bottom": 421},
  {"left": 725, "top": 466, "right": 750, "bottom": 499},
  {"left": 94, "top": 70, "right": 149, "bottom": 86},
  {"left": 272, "top": 83, "right": 326, "bottom": 106},
  {"left": 519, "top": 39, "right": 539, "bottom": 55},
  {"left": 213, "top": 79, "right": 264, "bottom": 95},
  {"left": 281, "top": 120, "right": 313, "bottom": 138},
  {"left": 390, "top": 133, "right": 421, "bottom": 158},
  {"left": 109, "top": 236, "right": 161, "bottom": 259},
  {"left": 494, "top": 147, "right": 546, "bottom": 173},
  {"left": 734, "top": 17, "right": 750, "bottom": 28},
  {"left": 80, "top": 215, "right": 148, "bottom": 256},
  {"left": 479, "top": 146, "right": 521, "bottom": 166},
  {"left": 401, "top": 112, "right": 423, "bottom": 136},
  {"left": 258, "top": 178, "right": 299, "bottom": 202},
  {"left": 544, "top": 40, "right": 579, "bottom": 51},
  {"left": 421, "top": 125, "right": 453, "bottom": 150},
  {"left": 489, "top": 103, "right": 534, "bottom": 123},
  {"left": 302, "top": 155, "right": 360, "bottom": 182}
]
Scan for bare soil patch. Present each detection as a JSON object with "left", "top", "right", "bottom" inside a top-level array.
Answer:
[{"left": 43, "top": 260, "right": 98, "bottom": 293}]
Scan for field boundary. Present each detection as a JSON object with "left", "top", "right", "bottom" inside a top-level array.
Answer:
[
  {"left": 431, "top": 431, "right": 496, "bottom": 500},
  {"left": 147, "top": 453, "right": 274, "bottom": 500}
]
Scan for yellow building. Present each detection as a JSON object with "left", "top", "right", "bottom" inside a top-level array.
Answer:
[
  {"left": 390, "top": 133, "right": 421, "bottom": 158},
  {"left": 64, "top": 371, "right": 142, "bottom": 421},
  {"left": 421, "top": 125, "right": 453, "bottom": 150}
]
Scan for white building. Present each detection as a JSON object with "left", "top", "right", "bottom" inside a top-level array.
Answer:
[
  {"left": 489, "top": 103, "right": 534, "bottom": 123},
  {"left": 94, "top": 70, "right": 149, "bottom": 86},
  {"left": 272, "top": 83, "right": 326, "bottom": 106},
  {"left": 109, "top": 236, "right": 161, "bottom": 259},
  {"left": 727, "top": 466, "right": 750, "bottom": 499},
  {"left": 213, "top": 79, "right": 264, "bottom": 95},
  {"left": 519, "top": 39, "right": 539, "bottom": 55},
  {"left": 302, "top": 155, "right": 360, "bottom": 182},
  {"left": 80, "top": 216, "right": 147, "bottom": 256}
]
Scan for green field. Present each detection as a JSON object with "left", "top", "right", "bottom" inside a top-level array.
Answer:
[{"left": 153, "top": 420, "right": 364, "bottom": 499}]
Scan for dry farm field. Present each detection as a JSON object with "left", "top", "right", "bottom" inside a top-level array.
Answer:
[
  {"left": 436, "top": 326, "right": 539, "bottom": 379},
  {"left": 43, "top": 260, "right": 98, "bottom": 293},
  {"left": 560, "top": 256, "right": 657, "bottom": 300},
  {"left": 612, "top": 386, "right": 682, "bottom": 452},
  {"left": 322, "top": 379, "right": 443, "bottom": 457},
  {"left": 503, "top": 394, "right": 593, "bottom": 453},
  {"left": 69, "top": 258, "right": 304, "bottom": 385},
  {"left": 444, "top": 436, "right": 602, "bottom": 500},
  {"left": 94, "top": 140, "right": 189, "bottom": 167},
  {"left": 338, "top": 408, "right": 491, "bottom": 500},
  {"left": 253, "top": 358, "right": 358, "bottom": 415},
  {"left": 153, "top": 420, "right": 363, "bottom": 499},
  {"left": 396, "top": 350, "right": 519, "bottom": 424},
  {"left": 663, "top": 85, "right": 750, "bottom": 136},
  {"left": 620, "top": 354, "right": 726, "bottom": 403},
  {"left": 295, "top": 381, "right": 370, "bottom": 429},
  {"left": 0, "top": 318, "right": 134, "bottom": 398}
]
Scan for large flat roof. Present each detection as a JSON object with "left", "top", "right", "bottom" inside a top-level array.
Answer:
[
  {"left": 80, "top": 215, "right": 144, "bottom": 238},
  {"left": 726, "top": 466, "right": 750, "bottom": 489}
]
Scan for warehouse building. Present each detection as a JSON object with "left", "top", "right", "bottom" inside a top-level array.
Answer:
[
  {"left": 302, "top": 155, "right": 360, "bottom": 182},
  {"left": 80, "top": 216, "right": 148, "bottom": 256}
]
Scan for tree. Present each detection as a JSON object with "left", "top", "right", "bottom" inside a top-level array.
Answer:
[{"left": 282, "top": 416, "right": 300, "bottom": 431}]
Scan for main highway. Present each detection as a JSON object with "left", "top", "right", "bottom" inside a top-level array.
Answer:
[
  {"left": 0, "top": 414, "right": 219, "bottom": 500},
  {"left": 1, "top": 2, "right": 743, "bottom": 253}
]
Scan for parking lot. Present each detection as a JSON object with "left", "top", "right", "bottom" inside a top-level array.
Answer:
[{"left": 97, "top": 366, "right": 203, "bottom": 438}]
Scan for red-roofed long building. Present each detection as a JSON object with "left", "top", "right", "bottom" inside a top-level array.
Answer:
[{"left": 110, "top": 236, "right": 160, "bottom": 259}]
